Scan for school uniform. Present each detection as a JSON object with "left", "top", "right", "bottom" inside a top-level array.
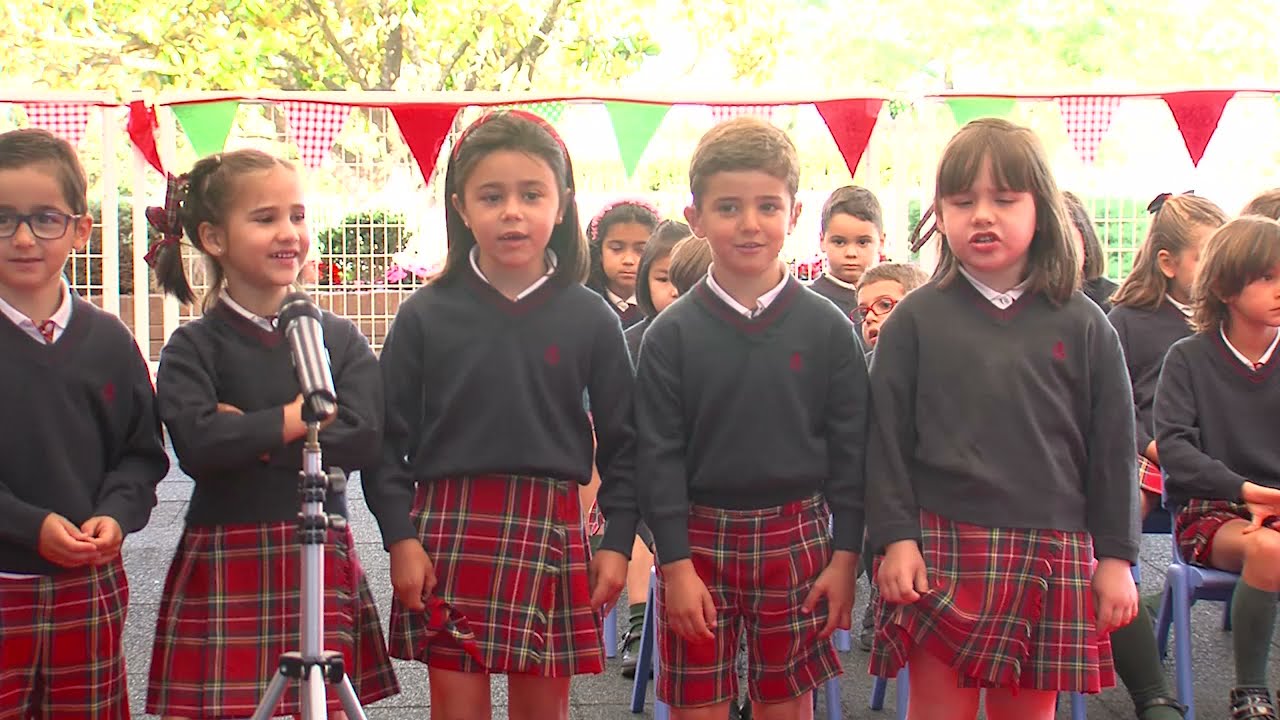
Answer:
[
  {"left": 636, "top": 269, "right": 868, "bottom": 707},
  {"left": 146, "top": 293, "right": 398, "bottom": 718},
  {"left": 0, "top": 284, "right": 168, "bottom": 720},
  {"left": 808, "top": 272, "right": 863, "bottom": 337},
  {"left": 367, "top": 249, "right": 638, "bottom": 676},
  {"left": 866, "top": 273, "right": 1137, "bottom": 693},
  {"left": 1155, "top": 328, "right": 1280, "bottom": 565},
  {"left": 625, "top": 315, "right": 648, "bottom": 362},
  {"left": 1082, "top": 276, "right": 1119, "bottom": 314},
  {"left": 1109, "top": 296, "right": 1194, "bottom": 495},
  {"left": 605, "top": 287, "right": 645, "bottom": 329}
]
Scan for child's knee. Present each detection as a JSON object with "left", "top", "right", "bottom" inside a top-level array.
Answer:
[{"left": 1242, "top": 528, "right": 1280, "bottom": 589}]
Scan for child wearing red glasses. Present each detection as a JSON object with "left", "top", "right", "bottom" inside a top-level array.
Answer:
[{"left": 856, "top": 262, "right": 929, "bottom": 353}]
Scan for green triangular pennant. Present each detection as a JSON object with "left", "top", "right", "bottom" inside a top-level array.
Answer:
[
  {"left": 172, "top": 101, "right": 239, "bottom": 157},
  {"left": 946, "top": 97, "right": 1015, "bottom": 127},
  {"left": 604, "top": 101, "right": 670, "bottom": 178}
]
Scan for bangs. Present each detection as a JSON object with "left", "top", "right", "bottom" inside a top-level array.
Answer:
[
  {"left": 1234, "top": 227, "right": 1280, "bottom": 285},
  {"left": 936, "top": 121, "right": 1041, "bottom": 198}
]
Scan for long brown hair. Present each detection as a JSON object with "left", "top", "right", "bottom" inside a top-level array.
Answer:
[
  {"left": 150, "top": 150, "right": 294, "bottom": 310},
  {"left": 931, "top": 119, "right": 1078, "bottom": 305},
  {"left": 635, "top": 220, "right": 690, "bottom": 317},
  {"left": 435, "top": 110, "right": 588, "bottom": 286},
  {"left": 1110, "top": 193, "right": 1227, "bottom": 311},
  {"left": 1191, "top": 216, "right": 1280, "bottom": 333},
  {"left": 1062, "top": 191, "right": 1107, "bottom": 281}
]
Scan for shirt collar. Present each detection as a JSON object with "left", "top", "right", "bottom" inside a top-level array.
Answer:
[
  {"left": 1166, "top": 294, "right": 1193, "bottom": 318},
  {"left": 1220, "top": 324, "right": 1280, "bottom": 370},
  {"left": 605, "top": 288, "right": 637, "bottom": 312},
  {"left": 0, "top": 278, "right": 73, "bottom": 333},
  {"left": 469, "top": 246, "right": 558, "bottom": 301},
  {"left": 958, "top": 265, "right": 1029, "bottom": 309},
  {"left": 219, "top": 290, "right": 278, "bottom": 332},
  {"left": 822, "top": 272, "right": 859, "bottom": 291},
  {"left": 705, "top": 263, "right": 789, "bottom": 319}
]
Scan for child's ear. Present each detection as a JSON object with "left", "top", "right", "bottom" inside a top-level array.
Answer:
[
  {"left": 1155, "top": 249, "right": 1177, "bottom": 279},
  {"left": 71, "top": 213, "right": 93, "bottom": 252},
  {"left": 199, "top": 222, "right": 225, "bottom": 257},
  {"left": 683, "top": 204, "right": 703, "bottom": 239},
  {"left": 450, "top": 193, "right": 468, "bottom": 227},
  {"left": 557, "top": 187, "right": 573, "bottom": 225},
  {"left": 788, "top": 199, "right": 803, "bottom": 233}
]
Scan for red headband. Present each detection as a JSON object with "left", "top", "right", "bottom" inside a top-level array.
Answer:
[{"left": 451, "top": 109, "right": 569, "bottom": 162}]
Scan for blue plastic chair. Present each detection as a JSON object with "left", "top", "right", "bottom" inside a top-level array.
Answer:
[
  {"left": 631, "top": 567, "right": 844, "bottom": 718},
  {"left": 603, "top": 605, "right": 618, "bottom": 659},
  {"left": 1154, "top": 489, "right": 1240, "bottom": 720}
]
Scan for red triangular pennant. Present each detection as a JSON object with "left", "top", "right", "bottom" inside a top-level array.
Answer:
[
  {"left": 279, "top": 101, "right": 352, "bottom": 170},
  {"left": 127, "top": 100, "right": 165, "bottom": 175},
  {"left": 390, "top": 104, "right": 462, "bottom": 182},
  {"left": 22, "top": 103, "right": 92, "bottom": 147},
  {"left": 1162, "top": 90, "right": 1234, "bottom": 167},
  {"left": 1055, "top": 96, "right": 1120, "bottom": 165},
  {"left": 815, "top": 99, "right": 884, "bottom": 179}
]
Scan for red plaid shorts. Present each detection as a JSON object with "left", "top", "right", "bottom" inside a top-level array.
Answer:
[
  {"left": 1137, "top": 455, "right": 1164, "bottom": 495},
  {"left": 1175, "top": 498, "right": 1250, "bottom": 566},
  {"left": 870, "top": 510, "right": 1115, "bottom": 693},
  {"left": 656, "top": 495, "right": 841, "bottom": 707},
  {"left": 0, "top": 558, "right": 129, "bottom": 720},
  {"left": 145, "top": 522, "right": 399, "bottom": 717},
  {"left": 387, "top": 475, "right": 603, "bottom": 676}
]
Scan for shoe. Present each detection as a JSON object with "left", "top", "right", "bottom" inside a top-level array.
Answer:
[
  {"left": 727, "top": 698, "right": 741, "bottom": 720},
  {"left": 1230, "top": 686, "right": 1278, "bottom": 719},
  {"left": 619, "top": 628, "right": 642, "bottom": 679}
]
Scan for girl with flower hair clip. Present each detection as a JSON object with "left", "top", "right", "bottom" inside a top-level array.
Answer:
[{"left": 586, "top": 198, "right": 662, "bottom": 329}]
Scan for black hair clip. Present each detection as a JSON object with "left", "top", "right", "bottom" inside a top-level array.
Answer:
[{"left": 1147, "top": 190, "right": 1195, "bottom": 215}]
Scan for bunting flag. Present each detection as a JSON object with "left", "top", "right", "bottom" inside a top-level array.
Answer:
[
  {"left": 815, "top": 99, "right": 884, "bottom": 179},
  {"left": 279, "top": 101, "right": 352, "bottom": 170},
  {"left": 127, "top": 100, "right": 165, "bottom": 175},
  {"left": 709, "top": 104, "right": 776, "bottom": 123},
  {"left": 21, "top": 103, "right": 93, "bottom": 146},
  {"left": 945, "top": 97, "right": 1016, "bottom": 127},
  {"left": 390, "top": 104, "right": 462, "bottom": 181},
  {"left": 496, "top": 101, "right": 566, "bottom": 124},
  {"left": 1162, "top": 90, "right": 1235, "bottom": 167},
  {"left": 172, "top": 100, "right": 239, "bottom": 157},
  {"left": 1055, "top": 96, "right": 1121, "bottom": 165},
  {"left": 604, "top": 101, "right": 671, "bottom": 178}
]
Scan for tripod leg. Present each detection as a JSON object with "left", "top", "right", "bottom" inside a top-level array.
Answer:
[
  {"left": 250, "top": 670, "right": 292, "bottom": 720},
  {"left": 334, "top": 674, "right": 370, "bottom": 720},
  {"left": 306, "top": 665, "right": 328, "bottom": 720}
]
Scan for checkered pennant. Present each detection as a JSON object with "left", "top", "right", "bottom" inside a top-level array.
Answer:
[
  {"left": 279, "top": 101, "right": 352, "bottom": 170},
  {"left": 709, "top": 104, "right": 776, "bottom": 124},
  {"left": 1055, "top": 96, "right": 1120, "bottom": 165},
  {"left": 21, "top": 103, "right": 93, "bottom": 146}
]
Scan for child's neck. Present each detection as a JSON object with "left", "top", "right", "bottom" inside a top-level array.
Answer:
[
  {"left": 1224, "top": 310, "right": 1279, "bottom": 363},
  {"left": 0, "top": 279, "right": 64, "bottom": 325},
  {"left": 961, "top": 261, "right": 1026, "bottom": 294},
  {"left": 478, "top": 252, "right": 548, "bottom": 301},
  {"left": 712, "top": 261, "right": 786, "bottom": 311},
  {"left": 223, "top": 281, "right": 290, "bottom": 319},
  {"left": 1166, "top": 285, "right": 1192, "bottom": 306}
]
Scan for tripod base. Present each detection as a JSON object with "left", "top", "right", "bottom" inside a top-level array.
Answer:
[{"left": 250, "top": 651, "right": 368, "bottom": 720}]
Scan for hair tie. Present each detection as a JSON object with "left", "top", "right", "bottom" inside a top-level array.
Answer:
[
  {"left": 143, "top": 173, "right": 188, "bottom": 268},
  {"left": 588, "top": 198, "right": 662, "bottom": 241},
  {"left": 1147, "top": 190, "right": 1196, "bottom": 215}
]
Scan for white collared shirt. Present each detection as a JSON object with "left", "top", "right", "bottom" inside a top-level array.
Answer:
[
  {"left": 705, "top": 263, "right": 789, "bottom": 318},
  {"left": 1166, "top": 294, "right": 1193, "bottom": 318},
  {"left": 822, "top": 272, "right": 859, "bottom": 291},
  {"left": 469, "top": 247, "right": 558, "bottom": 301},
  {"left": 958, "top": 265, "right": 1030, "bottom": 310},
  {"left": 605, "top": 288, "right": 637, "bottom": 313},
  {"left": 1220, "top": 325, "right": 1280, "bottom": 370},
  {"left": 0, "top": 279, "right": 73, "bottom": 343},
  {"left": 220, "top": 290, "right": 278, "bottom": 332}
]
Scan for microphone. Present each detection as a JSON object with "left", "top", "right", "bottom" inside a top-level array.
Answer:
[{"left": 277, "top": 291, "right": 338, "bottom": 422}]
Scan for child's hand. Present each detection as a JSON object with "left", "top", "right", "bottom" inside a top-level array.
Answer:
[
  {"left": 803, "top": 550, "right": 858, "bottom": 639},
  {"left": 37, "top": 513, "right": 99, "bottom": 568},
  {"left": 1092, "top": 557, "right": 1138, "bottom": 633},
  {"left": 389, "top": 538, "right": 436, "bottom": 612},
  {"left": 588, "top": 549, "right": 628, "bottom": 612},
  {"left": 1241, "top": 482, "right": 1280, "bottom": 533},
  {"left": 661, "top": 559, "right": 716, "bottom": 644},
  {"left": 1143, "top": 440, "right": 1159, "bottom": 464},
  {"left": 216, "top": 402, "right": 244, "bottom": 415},
  {"left": 80, "top": 516, "right": 124, "bottom": 565},
  {"left": 879, "top": 540, "right": 929, "bottom": 604}
]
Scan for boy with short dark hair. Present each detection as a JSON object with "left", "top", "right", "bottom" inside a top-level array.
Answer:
[
  {"left": 636, "top": 117, "right": 867, "bottom": 718},
  {"left": 0, "top": 128, "right": 168, "bottom": 719},
  {"left": 810, "top": 185, "right": 885, "bottom": 321}
]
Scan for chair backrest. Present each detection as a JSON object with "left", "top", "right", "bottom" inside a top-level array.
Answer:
[{"left": 1159, "top": 471, "right": 1192, "bottom": 566}]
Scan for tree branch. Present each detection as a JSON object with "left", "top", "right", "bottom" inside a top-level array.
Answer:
[
  {"left": 436, "top": 38, "right": 473, "bottom": 91},
  {"left": 281, "top": 49, "right": 343, "bottom": 90},
  {"left": 301, "top": 0, "right": 370, "bottom": 89},
  {"left": 378, "top": 0, "right": 403, "bottom": 89},
  {"left": 502, "top": 0, "right": 564, "bottom": 75}
]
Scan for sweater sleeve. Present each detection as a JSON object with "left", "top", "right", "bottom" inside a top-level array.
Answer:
[
  {"left": 0, "top": 484, "right": 53, "bottom": 549},
  {"left": 588, "top": 310, "right": 640, "bottom": 557},
  {"left": 865, "top": 307, "right": 921, "bottom": 554},
  {"left": 363, "top": 304, "right": 425, "bottom": 548},
  {"left": 635, "top": 319, "right": 692, "bottom": 564},
  {"left": 156, "top": 326, "right": 286, "bottom": 475},
  {"left": 314, "top": 320, "right": 384, "bottom": 474},
  {"left": 824, "top": 316, "right": 870, "bottom": 553},
  {"left": 1108, "top": 310, "right": 1153, "bottom": 454},
  {"left": 93, "top": 339, "right": 168, "bottom": 534},
  {"left": 1155, "top": 342, "right": 1248, "bottom": 502},
  {"left": 1085, "top": 317, "right": 1140, "bottom": 562}
]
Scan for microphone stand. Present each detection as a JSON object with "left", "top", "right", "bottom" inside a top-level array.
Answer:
[{"left": 251, "top": 398, "right": 367, "bottom": 720}]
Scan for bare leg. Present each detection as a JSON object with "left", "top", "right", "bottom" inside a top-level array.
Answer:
[{"left": 427, "top": 667, "right": 491, "bottom": 720}]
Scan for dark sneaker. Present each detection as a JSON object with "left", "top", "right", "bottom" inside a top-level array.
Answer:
[
  {"left": 1230, "top": 686, "right": 1278, "bottom": 719},
  {"left": 619, "top": 628, "right": 643, "bottom": 678}
]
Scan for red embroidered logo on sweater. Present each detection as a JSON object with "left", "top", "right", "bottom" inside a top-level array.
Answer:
[
  {"left": 544, "top": 345, "right": 560, "bottom": 366},
  {"left": 1053, "top": 341, "right": 1066, "bottom": 361},
  {"left": 102, "top": 382, "right": 116, "bottom": 404},
  {"left": 790, "top": 352, "right": 803, "bottom": 371}
]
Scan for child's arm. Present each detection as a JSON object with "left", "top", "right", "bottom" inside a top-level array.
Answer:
[
  {"left": 1155, "top": 342, "right": 1249, "bottom": 501},
  {"left": 1084, "top": 320, "right": 1140, "bottom": 563},
  {"left": 156, "top": 328, "right": 288, "bottom": 473},
  {"left": 312, "top": 320, "right": 384, "bottom": 472},
  {"left": 363, "top": 310, "right": 424, "bottom": 549},
  {"left": 634, "top": 320, "right": 691, "bottom": 566},
  {"left": 92, "top": 340, "right": 169, "bottom": 535},
  {"left": 824, "top": 318, "right": 870, "bottom": 556},
  {"left": 587, "top": 313, "right": 640, "bottom": 557},
  {"left": 1107, "top": 310, "right": 1153, "bottom": 461},
  {"left": 0, "top": 483, "right": 56, "bottom": 549},
  {"left": 865, "top": 308, "right": 921, "bottom": 554}
]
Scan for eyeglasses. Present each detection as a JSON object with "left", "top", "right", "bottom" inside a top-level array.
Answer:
[
  {"left": 853, "top": 296, "right": 898, "bottom": 322},
  {"left": 0, "top": 210, "right": 82, "bottom": 241}
]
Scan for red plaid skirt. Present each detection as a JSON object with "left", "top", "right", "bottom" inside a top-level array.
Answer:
[
  {"left": 1138, "top": 455, "right": 1164, "bottom": 495},
  {"left": 387, "top": 475, "right": 603, "bottom": 676},
  {"left": 145, "top": 522, "right": 399, "bottom": 717},
  {"left": 869, "top": 510, "right": 1115, "bottom": 693},
  {"left": 0, "top": 559, "right": 129, "bottom": 720},
  {"left": 1176, "top": 498, "right": 1250, "bottom": 566},
  {"left": 656, "top": 495, "right": 842, "bottom": 707}
]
